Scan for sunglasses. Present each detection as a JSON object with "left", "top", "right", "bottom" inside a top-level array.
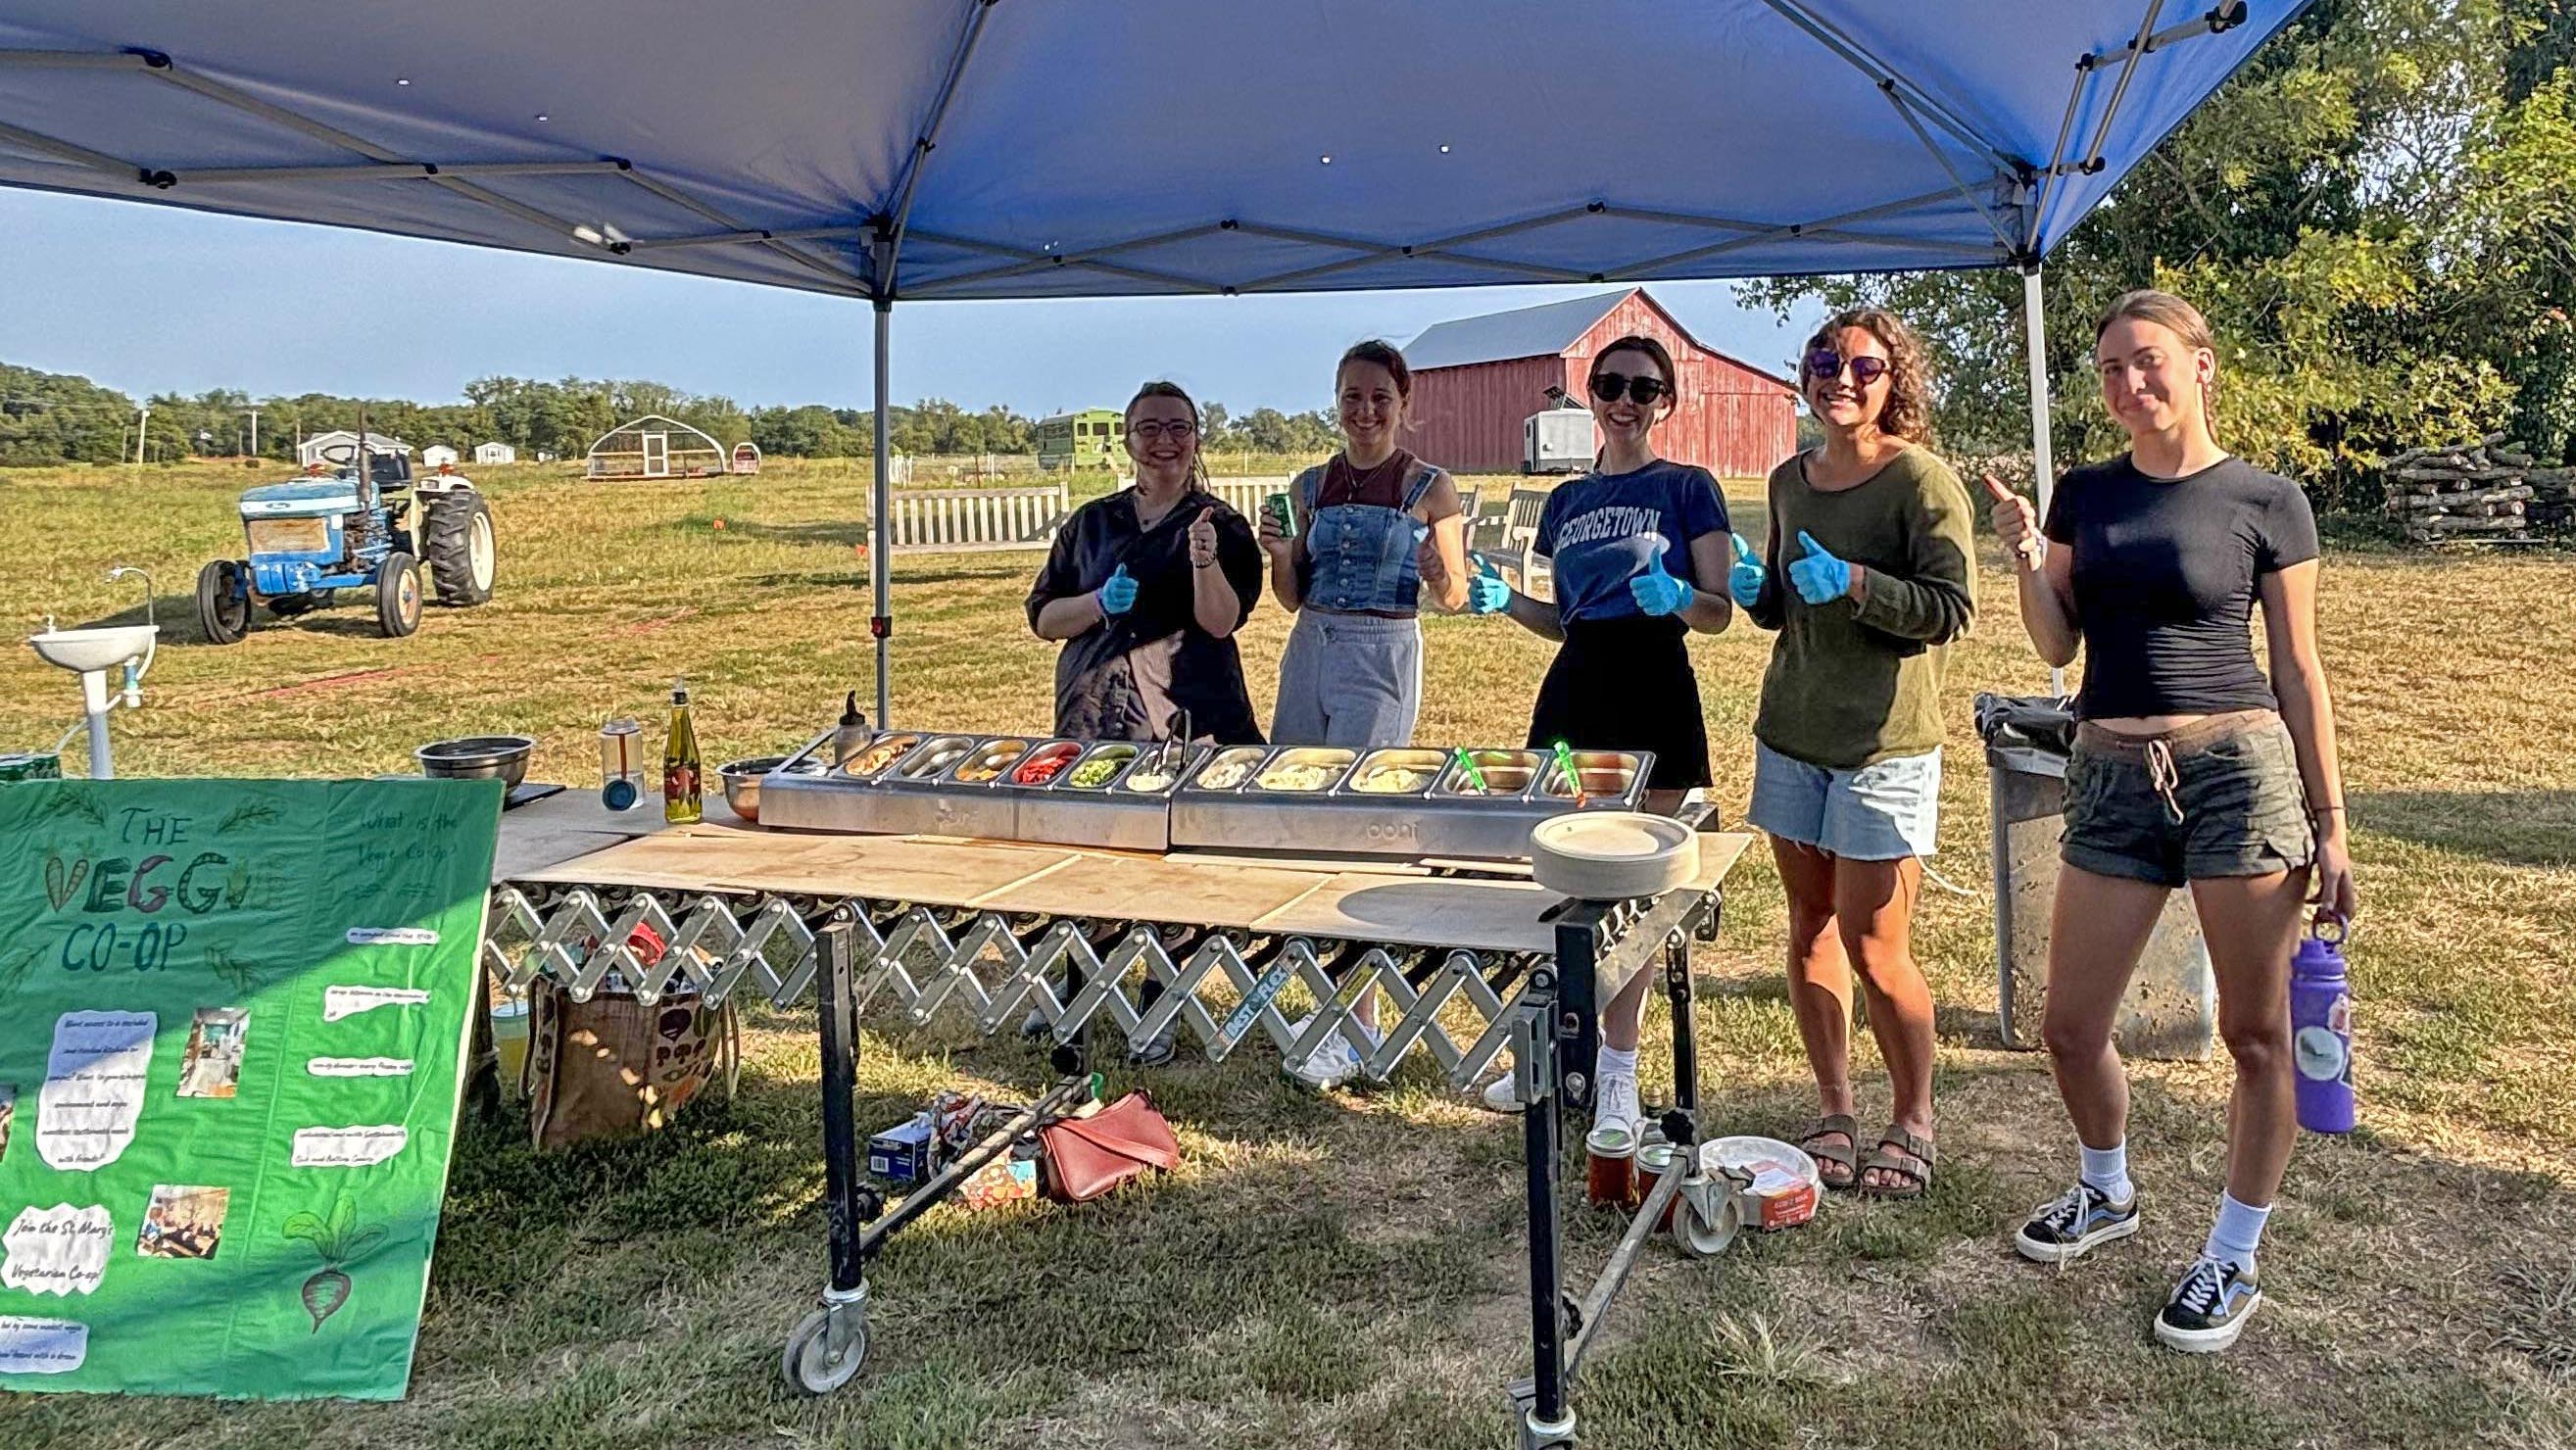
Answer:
[
  {"left": 1589, "top": 374, "right": 1670, "bottom": 405},
  {"left": 1805, "top": 350, "right": 1889, "bottom": 385}
]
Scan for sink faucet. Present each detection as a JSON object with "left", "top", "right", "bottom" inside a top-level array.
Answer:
[{"left": 103, "top": 565, "right": 157, "bottom": 705}]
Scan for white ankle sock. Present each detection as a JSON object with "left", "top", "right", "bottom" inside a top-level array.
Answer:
[
  {"left": 2206, "top": 1192, "right": 2270, "bottom": 1272},
  {"left": 2079, "top": 1140, "right": 2133, "bottom": 1205},
  {"left": 1597, "top": 1044, "right": 1637, "bottom": 1081}
]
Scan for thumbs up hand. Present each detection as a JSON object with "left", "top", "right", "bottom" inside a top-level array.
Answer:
[
  {"left": 1627, "top": 543, "right": 1691, "bottom": 616},
  {"left": 1981, "top": 473, "right": 2044, "bottom": 572},
  {"left": 1725, "top": 530, "right": 1767, "bottom": 607},
  {"left": 1188, "top": 507, "right": 1219, "bottom": 568},
  {"left": 1786, "top": 530, "right": 1854, "bottom": 605},
  {"left": 1467, "top": 556, "right": 1513, "bottom": 615},
  {"left": 1097, "top": 563, "right": 1139, "bottom": 615}
]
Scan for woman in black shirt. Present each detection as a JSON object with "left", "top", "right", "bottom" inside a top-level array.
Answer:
[
  {"left": 1986, "top": 289, "right": 2356, "bottom": 1356},
  {"left": 1027, "top": 381, "right": 1264, "bottom": 744}
]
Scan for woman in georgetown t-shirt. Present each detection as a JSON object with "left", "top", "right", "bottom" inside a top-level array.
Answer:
[
  {"left": 1483, "top": 332, "right": 1734, "bottom": 1135},
  {"left": 1986, "top": 289, "right": 2357, "bottom": 1356}
]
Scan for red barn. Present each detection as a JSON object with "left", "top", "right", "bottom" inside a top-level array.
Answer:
[{"left": 1401, "top": 288, "right": 1797, "bottom": 477}]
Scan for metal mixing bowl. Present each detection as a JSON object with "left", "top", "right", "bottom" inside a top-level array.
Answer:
[
  {"left": 415, "top": 735, "right": 536, "bottom": 790},
  {"left": 718, "top": 755, "right": 791, "bottom": 822}
]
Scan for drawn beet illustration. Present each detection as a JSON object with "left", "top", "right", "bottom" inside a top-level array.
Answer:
[{"left": 282, "top": 1195, "right": 385, "bottom": 1333}]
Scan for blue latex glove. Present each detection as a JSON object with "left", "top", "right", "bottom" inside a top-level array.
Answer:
[
  {"left": 1726, "top": 531, "right": 1767, "bottom": 607},
  {"left": 1096, "top": 564, "right": 1138, "bottom": 615},
  {"left": 1467, "top": 556, "right": 1513, "bottom": 615},
  {"left": 1787, "top": 530, "right": 1853, "bottom": 605},
  {"left": 1628, "top": 545, "right": 1691, "bottom": 617}
]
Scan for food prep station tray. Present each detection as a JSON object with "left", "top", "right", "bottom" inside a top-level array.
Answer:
[
  {"left": 1167, "top": 745, "right": 1654, "bottom": 860},
  {"left": 754, "top": 728, "right": 1203, "bottom": 852}
]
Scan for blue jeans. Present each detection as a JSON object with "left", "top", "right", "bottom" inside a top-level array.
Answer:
[{"left": 1747, "top": 741, "right": 1941, "bottom": 861}]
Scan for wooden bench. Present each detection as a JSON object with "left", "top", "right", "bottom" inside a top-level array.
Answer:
[{"left": 1469, "top": 485, "right": 1554, "bottom": 599}]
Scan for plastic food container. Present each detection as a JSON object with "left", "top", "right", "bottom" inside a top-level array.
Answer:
[
  {"left": 1541, "top": 749, "right": 1641, "bottom": 799},
  {"left": 1350, "top": 749, "right": 1445, "bottom": 795},
  {"left": 844, "top": 734, "right": 919, "bottom": 778},
  {"left": 1438, "top": 749, "right": 1539, "bottom": 796},
  {"left": 952, "top": 738, "right": 1032, "bottom": 783},
  {"left": 896, "top": 734, "right": 979, "bottom": 780},
  {"left": 1011, "top": 741, "right": 1084, "bottom": 786},
  {"left": 1256, "top": 748, "right": 1355, "bottom": 793},
  {"left": 1064, "top": 744, "right": 1139, "bottom": 790},
  {"left": 1192, "top": 747, "right": 1269, "bottom": 791},
  {"left": 1703, "top": 1136, "right": 1823, "bottom": 1231}
]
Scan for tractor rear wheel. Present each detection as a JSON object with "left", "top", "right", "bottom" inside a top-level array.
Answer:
[
  {"left": 374, "top": 553, "right": 423, "bottom": 638},
  {"left": 197, "top": 560, "right": 251, "bottom": 645},
  {"left": 423, "top": 490, "right": 496, "bottom": 605}
]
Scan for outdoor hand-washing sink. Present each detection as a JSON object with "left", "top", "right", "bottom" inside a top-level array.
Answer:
[{"left": 27, "top": 622, "right": 157, "bottom": 674}]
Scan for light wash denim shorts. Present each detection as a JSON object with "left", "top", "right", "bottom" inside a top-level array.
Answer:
[{"left": 1746, "top": 740, "right": 1941, "bottom": 861}]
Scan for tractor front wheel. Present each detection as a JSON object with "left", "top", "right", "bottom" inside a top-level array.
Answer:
[
  {"left": 423, "top": 490, "right": 496, "bottom": 605},
  {"left": 197, "top": 560, "right": 252, "bottom": 645},
  {"left": 374, "top": 553, "right": 423, "bottom": 639}
]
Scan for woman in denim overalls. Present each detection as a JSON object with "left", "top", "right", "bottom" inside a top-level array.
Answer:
[{"left": 1259, "top": 340, "right": 1491, "bottom": 749}]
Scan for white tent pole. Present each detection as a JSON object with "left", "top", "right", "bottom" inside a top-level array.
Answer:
[
  {"left": 2022, "top": 263, "right": 2064, "bottom": 698},
  {"left": 871, "top": 294, "right": 894, "bottom": 727}
]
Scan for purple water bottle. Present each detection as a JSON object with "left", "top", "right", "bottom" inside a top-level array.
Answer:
[{"left": 2290, "top": 918, "right": 2355, "bottom": 1134}]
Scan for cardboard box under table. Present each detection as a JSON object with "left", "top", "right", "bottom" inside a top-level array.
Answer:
[{"left": 487, "top": 794, "right": 1752, "bottom": 1433}]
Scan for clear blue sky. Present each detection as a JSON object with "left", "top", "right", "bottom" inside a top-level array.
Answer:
[{"left": 0, "top": 190, "right": 1822, "bottom": 418}]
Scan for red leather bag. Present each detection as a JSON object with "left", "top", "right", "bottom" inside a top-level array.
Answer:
[{"left": 1038, "top": 1091, "right": 1179, "bottom": 1202}]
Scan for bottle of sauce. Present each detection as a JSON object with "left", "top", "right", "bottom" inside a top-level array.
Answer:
[
  {"left": 663, "top": 678, "right": 703, "bottom": 824},
  {"left": 832, "top": 690, "right": 870, "bottom": 769}
]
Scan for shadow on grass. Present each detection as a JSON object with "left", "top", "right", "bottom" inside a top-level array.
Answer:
[{"left": 2355, "top": 788, "right": 2576, "bottom": 868}]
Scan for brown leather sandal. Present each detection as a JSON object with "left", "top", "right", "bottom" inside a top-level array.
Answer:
[
  {"left": 1856, "top": 1126, "right": 1935, "bottom": 1199},
  {"left": 1799, "top": 1113, "right": 1862, "bottom": 1191}
]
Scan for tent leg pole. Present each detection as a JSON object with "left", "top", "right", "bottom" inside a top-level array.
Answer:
[
  {"left": 871, "top": 299, "right": 894, "bottom": 726},
  {"left": 2021, "top": 264, "right": 2064, "bottom": 699}
]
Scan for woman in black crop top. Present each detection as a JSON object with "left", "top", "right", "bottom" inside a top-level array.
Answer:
[{"left": 1983, "top": 290, "right": 2355, "bottom": 1355}]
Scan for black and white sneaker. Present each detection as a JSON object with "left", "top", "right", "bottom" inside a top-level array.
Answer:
[
  {"left": 2015, "top": 1182, "right": 2141, "bottom": 1264},
  {"left": 2155, "top": 1254, "right": 2262, "bottom": 1352}
]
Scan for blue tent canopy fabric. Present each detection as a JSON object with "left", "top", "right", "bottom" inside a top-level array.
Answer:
[
  {"left": 0, "top": 2, "right": 2308, "bottom": 302},
  {"left": 0, "top": 0, "right": 2307, "bottom": 720}
]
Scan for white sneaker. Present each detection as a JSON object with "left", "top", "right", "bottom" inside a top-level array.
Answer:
[
  {"left": 1592, "top": 1072, "right": 1642, "bottom": 1138},
  {"left": 1285, "top": 1017, "right": 1376, "bottom": 1090},
  {"left": 1481, "top": 1071, "right": 1526, "bottom": 1113}
]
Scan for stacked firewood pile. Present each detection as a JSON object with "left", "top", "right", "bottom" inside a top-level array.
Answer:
[
  {"left": 2380, "top": 433, "right": 2536, "bottom": 544},
  {"left": 2528, "top": 456, "right": 2575, "bottom": 534}
]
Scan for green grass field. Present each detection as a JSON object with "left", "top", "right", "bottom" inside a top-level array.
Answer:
[{"left": 1, "top": 458, "right": 2571, "bottom": 1448}]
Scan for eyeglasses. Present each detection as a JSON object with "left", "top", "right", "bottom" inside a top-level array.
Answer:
[
  {"left": 1589, "top": 374, "right": 1670, "bottom": 405},
  {"left": 1129, "top": 420, "right": 1197, "bottom": 441},
  {"left": 1805, "top": 350, "right": 1889, "bottom": 385}
]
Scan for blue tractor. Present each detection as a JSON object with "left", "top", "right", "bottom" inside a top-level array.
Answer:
[{"left": 195, "top": 440, "right": 496, "bottom": 644}]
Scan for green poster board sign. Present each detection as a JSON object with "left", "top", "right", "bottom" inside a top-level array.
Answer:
[{"left": 0, "top": 777, "right": 499, "bottom": 1400}]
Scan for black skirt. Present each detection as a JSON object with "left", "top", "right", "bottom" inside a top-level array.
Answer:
[{"left": 1526, "top": 616, "right": 1711, "bottom": 793}]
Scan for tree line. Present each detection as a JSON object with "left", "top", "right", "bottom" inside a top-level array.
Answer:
[
  {"left": 0, "top": 363, "right": 1342, "bottom": 468},
  {"left": 1745, "top": 0, "right": 2576, "bottom": 507}
]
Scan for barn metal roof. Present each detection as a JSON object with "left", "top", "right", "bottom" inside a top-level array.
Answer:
[
  {"left": 1402, "top": 291, "right": 1636, "bottom": 371},
  {"left": 0, "top": 3, "right": 2309, "bottom": 301}
]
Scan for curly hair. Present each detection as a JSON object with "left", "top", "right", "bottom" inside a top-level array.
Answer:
[{"left": 1801, "top": 308, "right": 1935, "bottom": 446}]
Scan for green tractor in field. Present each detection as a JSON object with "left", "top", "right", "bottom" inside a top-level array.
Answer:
[{"left": 196, "top": 440, "right": 497, "bottom": 644}]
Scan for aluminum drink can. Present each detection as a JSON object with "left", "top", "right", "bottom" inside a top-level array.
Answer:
[{"left": 1263, "top": 491, "right": 1296, "bottom": 539}]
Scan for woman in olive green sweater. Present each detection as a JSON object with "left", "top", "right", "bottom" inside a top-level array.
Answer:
[{"left": 1727, "top": 307, "right": 1976, "bottom": 1198}]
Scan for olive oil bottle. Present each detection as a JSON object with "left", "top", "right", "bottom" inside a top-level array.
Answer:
[{"left": 662, "top": 678, "right": 703, "bottom": 824}]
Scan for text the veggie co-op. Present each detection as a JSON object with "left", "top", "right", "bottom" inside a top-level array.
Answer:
[{"left": 46, "top": 809, "right": 250, "bottom": 972}]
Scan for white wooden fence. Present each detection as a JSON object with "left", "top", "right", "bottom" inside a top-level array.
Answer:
[{"left": 877, "top": 483, "right": 1070, "bottom": 553}]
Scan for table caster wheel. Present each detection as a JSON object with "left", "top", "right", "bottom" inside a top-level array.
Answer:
[
  {"left": 1671, "top": 1180, "right": 1741, "bottom": 1259},
  {"left": 782, "top": 1301, "right": 868, "bottom": 1393}
]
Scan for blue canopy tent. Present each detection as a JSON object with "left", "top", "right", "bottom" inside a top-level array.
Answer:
[
  {"left": 0, "top": 5, "right": 2312, "bottom": 1434},
  {"left": 0, "top": 1, "right": 2309, "bottom": 727}
]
